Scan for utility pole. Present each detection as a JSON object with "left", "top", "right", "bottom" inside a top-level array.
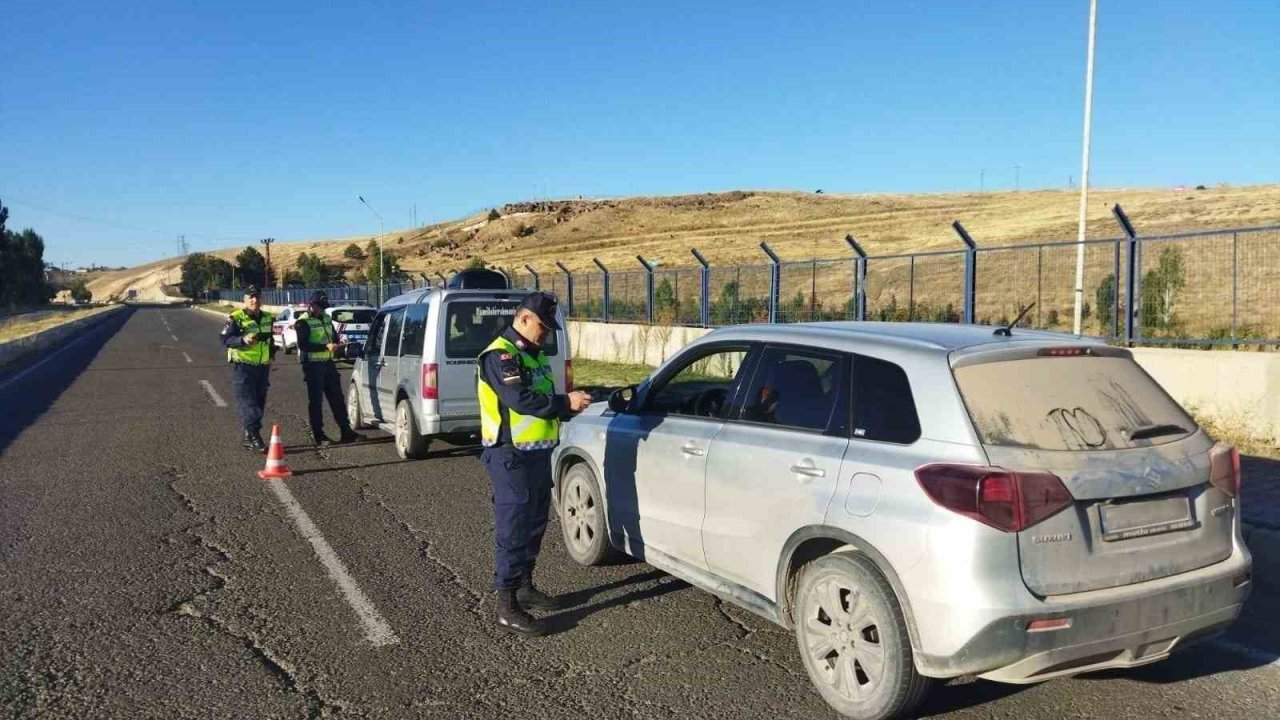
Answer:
[
  {"left": 1073, "top": 0, "right": 1099, "bottom": 336},
  {"left": 260, "top": 237, "right": 275, "bottom": 289},
  {"left": 358, "top": 196, "right": 385, "bottom": 305},
  {"left": 1014, "top": 165, "right": 1021, "bottom": 191},
  {"left": 980, "top": 168, "right": 985, "bottom": 193}
]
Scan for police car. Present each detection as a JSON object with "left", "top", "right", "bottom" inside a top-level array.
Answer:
[
  {"left": 346, "top": 269, "right": 571, "bottom": 459},
  {"left": 271, "top": 305, "right": 302, "bottom": 353},
  {"left": 327, "top": 304, "right": 375, "bottom": 351}
]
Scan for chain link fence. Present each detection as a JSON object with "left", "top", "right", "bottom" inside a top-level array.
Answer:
[{"left": 211, "top": 219, "right": 1280, "bottom": 346}]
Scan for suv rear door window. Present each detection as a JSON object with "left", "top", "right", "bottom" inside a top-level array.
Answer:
[
  {"left": 851, "top": 355, "right": 920, "bottom": 444},
  {"left": 331, "top": 308, "right": 375, "bottom": 324},
  {"left": 444, "top": 300, "right": 558, "bottom": 358},
  {"left": 383, "top": 308, "right": 405, "bottom": 357},
  {"left": 736, "top": 347, "right": 848, "bottom": 434},
  {"left": 953, "top": 355, "right": 1195, "bottom": 451}
]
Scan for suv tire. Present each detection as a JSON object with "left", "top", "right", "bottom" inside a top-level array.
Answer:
[
  {"left": 558, "top": 462, "right": 618, "bottom": 566},
  {"left": 793, "top": 553, "right": 932, "bottom": 720},
  {"left": 394, "top": 399, "right": 430, "bottom": 460}
]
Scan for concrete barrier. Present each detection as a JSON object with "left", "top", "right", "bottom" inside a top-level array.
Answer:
[{"left": 0, "top": 305, "right": 127, "bottom": 371}]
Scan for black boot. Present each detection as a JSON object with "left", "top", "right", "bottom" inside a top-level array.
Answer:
[
  {"left": 242, "top": 430, "right": 257, "bottom": 451},
  {"left": 338, "top": 427, "right": 366, "bottom": 444},
  {"left": 312, "top": 432, "right": 333, "bottom": 448},
  {"left": 249, "top": 431, "right": 267, "bottom": 453},
  {"left": 496, "top": 589, "right": 547, "bottom": 637},
  {"left": 517, "top": 578, "right": 564, "bottom": 612}
]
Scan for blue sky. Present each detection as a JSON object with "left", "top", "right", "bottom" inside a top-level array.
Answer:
[{"left": 2, "top": 0, "right": 1277, "bottom": 268}]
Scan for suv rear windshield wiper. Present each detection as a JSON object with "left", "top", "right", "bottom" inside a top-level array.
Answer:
[{"left": 1126, "top": 423, "right": 1189, "bottom": 441}]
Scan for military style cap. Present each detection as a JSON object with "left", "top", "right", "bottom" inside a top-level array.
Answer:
[
  {"left": 308, "top": 290, "right": 329, "bottom": 308},
  {"left": 517, "top": 291, "right": 561, "bottom": 330},
  {"left": 243, "top": 285, "right": 261, "bottom": 298}
]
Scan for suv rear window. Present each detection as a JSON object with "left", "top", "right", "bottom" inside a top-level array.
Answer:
[
  {"left": 331, "top": 308, "right": 375, "bottom": 324},
  {"left": 954, "top": 356, "right": 1196, "bottom": 451},
  {"left": 444, "top": 301, "right": 559, "bottom": 358}
]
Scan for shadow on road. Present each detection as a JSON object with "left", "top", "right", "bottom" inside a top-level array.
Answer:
[
  {"left": 546, "top": 570, "right": 690, "bottom": 635},
  {"left": 917, "top": 678, "right": 1030, "bottom": 718},
  {"left": 0, "top": 308, "right": 132, "bottom": 457}
]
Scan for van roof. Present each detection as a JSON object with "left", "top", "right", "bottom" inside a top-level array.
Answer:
[{"left": 377, "top": 286, "right": 538, "bottom": 310}]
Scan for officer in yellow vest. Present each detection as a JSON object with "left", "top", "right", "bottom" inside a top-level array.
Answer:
[
  {"left": 477, "top": 291, "right": 591, "bottom": 636},
  {"left": 219, "top": 286, "right": 276, "bottom": 451},
  {"left": 294, "top": 291, "right": 365, "bottom": 448}
]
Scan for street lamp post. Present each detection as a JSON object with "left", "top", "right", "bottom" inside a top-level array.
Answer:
[
  {"left": 358, "top": 196, "right": 385, "bottom": 305},
  {"left": 1073, "top": 0, "right": 1099, "bottom": 336},
  {"left": 260, "top": 237, "right": 275, "bottom": 290}
]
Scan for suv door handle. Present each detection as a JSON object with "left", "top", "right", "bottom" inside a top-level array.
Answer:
[
  {"left": 790, "top": 461, "right": 826, "bottom": 479},
  {"left": 681, "top": 442, "right": 705, "bottom": 457}
]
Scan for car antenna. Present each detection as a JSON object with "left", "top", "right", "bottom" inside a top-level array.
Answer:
[{"left": 993, "top": 303, "right": 1035, "bottom": 337}]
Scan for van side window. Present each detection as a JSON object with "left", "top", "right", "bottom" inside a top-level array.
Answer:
[
  {"left": 366, "top": 313, "right": 387, "bottom": 357},
  {"left": 383, "top": 309, "right": 406, "bottom": 357},
  {"left": 401, "top": 304, "right": 428, "bottom": 358},
  {"left": 851, "top": 354, "right": 920, "bottom": 444},
  {"left": 444, "top": 301, "right": 559, "bottom": 358}
]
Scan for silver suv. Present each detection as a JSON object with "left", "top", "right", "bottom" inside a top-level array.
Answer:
[{"left": 552, "top": 322, "right": 1252, "bottom": 720}]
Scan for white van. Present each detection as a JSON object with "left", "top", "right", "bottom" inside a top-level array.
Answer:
[{"left": 346, "top": 286, "right": 572, "bottom": 459}]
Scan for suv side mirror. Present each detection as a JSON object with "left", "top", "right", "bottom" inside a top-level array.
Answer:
[{"left": 608, "top": 385, "right": 636, "bottom": 414}]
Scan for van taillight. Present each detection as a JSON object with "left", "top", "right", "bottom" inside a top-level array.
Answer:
[
  {"left": 566, "top": 359, "right": 574, "bottom": 393},
  {"left": 1209, "top": 443, "right": 1241, "bottom": 497},
  {"left": 915, "top": 464, "right": 1073, "bottom": 532},
  {"left": 422, "top": 363, "right": 438, "bottom": 400}
]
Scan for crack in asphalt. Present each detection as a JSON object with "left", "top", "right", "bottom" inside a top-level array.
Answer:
[
  {"left": 162, "top": 466, "right": 352, "bottom": 719},
  {"left": 358, "top": 482, "right": 487, "bottom": 618}
]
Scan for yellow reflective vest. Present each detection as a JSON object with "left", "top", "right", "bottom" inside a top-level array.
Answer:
[
  {"left": 298, "top": 313, "right": 336, "bottom": 362},
  {"left": 227, "top": 309, "right": 275, "bottom": 365},
  {"left": 477, "top": 336, "right": 559, "bottom": 450}
]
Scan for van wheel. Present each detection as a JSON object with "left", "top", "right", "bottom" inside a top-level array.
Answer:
[
  {"left": 347, "top": 383, "right": 369, "bottom": 429},
  {"left": 794, "top": 553, "right": 932, "bottom": 720},
  {"left": 394, "top": 399, "right": 430, "bottom": 460}
]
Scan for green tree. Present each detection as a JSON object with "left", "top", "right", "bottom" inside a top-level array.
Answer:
[
  {"left": 296, "top": 252, "right": 334, "bottom": 286},
  {"left": 69, "top": 277, "right": 93, "bottom": 303},
  {"left": 1095, "top": 273, "right": 1117, "bottom": 334},
  {"left": 179, "top": 253, "right": 233, "bottom": 297},
  {"left": 0, "top": 199, "right": 55, "bottom": 307},
  {"left": 362, "top": 250, "right": 401, "bottom": 287},
  {"left": 465, "top": 256, "right": 487, "bottom": 270},
  {"left": 365, "top": 239, "right": 379, "bottom": 259},
  {"left": 234, "top": 246, "right": 267, "bottom": 288},
  {"left": 487, "top": 209, "right": 501, "bottom": 221},
  {"left": 343, "top": 243, "right": 366, "bottom": 261},
  {"left": 1141, "top": 247, "right": 1186, "bottom": 331}
]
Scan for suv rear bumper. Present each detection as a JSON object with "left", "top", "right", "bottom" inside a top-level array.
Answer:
[
  {"left": 913, "top": 542, "right": 1252, "bottom": 681},
  {"left": 419, "top": 414, "right": 480, "bottom": 436}
]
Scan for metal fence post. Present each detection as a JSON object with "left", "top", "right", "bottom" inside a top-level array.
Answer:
[
  {"left": 555, "top": 262, "right": 574, "bottom": 317},
  {"left": 845, "top": 234, "right": 867, "bottom": 321},
  {"left": 1111, "top": 239, "right": 1121, "bottom": 339},
  {"left": 761, "top": 242, "right": 781, "bottom": 324},
  {"left": 435, "top": 272, "right": 447, "bottom": 288},
  {"left": 691, "top": 249, "right": 711, "bottom": 327},
  {"left": 636, "top": 256, "right": 655, "bottom": 324},
  {"left": 593, "top": 258, "right": 610, "bottom": 322},
  {"left": 1112, "top": 204, "right": 1139, "bottom": 345},
  {"left": 952, "top": 222, "right": 978, "bottom": 324},
  {"left": 524, "top": 264, "right": 540, "bottom": 291},
  {"left": 1232, "top": 232, "right": 1239, "bottom": 346}
]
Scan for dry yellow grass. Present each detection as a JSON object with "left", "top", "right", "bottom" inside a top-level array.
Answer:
[
  {"left": 90, "top": 185, "right": 1280, "bottom": 314},
  {"left": 0, "top": 307, "right": 113, "bottom": 343}
]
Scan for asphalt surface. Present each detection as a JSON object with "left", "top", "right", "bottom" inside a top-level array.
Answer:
[{"left": 1, "top": 306, "right": 1278, "bottom": 719}]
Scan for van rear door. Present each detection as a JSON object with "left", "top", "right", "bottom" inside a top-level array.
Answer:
[
  {"left": 951, "top": 346, "right": 1234, "bottom": 596},
  {"left": 437, "top": 297, "right": 565, "bottom": 419}
]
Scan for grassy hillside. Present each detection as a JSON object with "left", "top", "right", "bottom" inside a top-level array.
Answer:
[{"left": 88, "top": 184, "right": 1280, "bottom": 304}]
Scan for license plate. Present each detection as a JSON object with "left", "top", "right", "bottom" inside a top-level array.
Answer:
[{"left": 1100, "top": 495, "right": 1195, "bottom": 542}]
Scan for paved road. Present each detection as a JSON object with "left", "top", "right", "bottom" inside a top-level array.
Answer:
[{"left": 1, "top": 307, "right": 1278, "bottom": 719}]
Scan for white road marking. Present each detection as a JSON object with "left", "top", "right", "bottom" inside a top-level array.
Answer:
[
  {"left": 265, "top": 480, "right": 401, "bottom": 647},
  {"left": 170, "top": 333, "right": 179, "bottom": 342},
  {"left": 0, "top": 322, "right": 107, "bottom": 393},
  {"left": 198, "top": 380, "right": 227, "bottom": 407},
  {"left": 182, "top": 352, "right": 193, "bottom": 364},
  {"left": 1211, "top": 639, "right": 1280, "bottom": 669}
]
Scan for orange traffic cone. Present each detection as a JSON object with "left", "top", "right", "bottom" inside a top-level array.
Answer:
[{"left": 257, "top": 424, "right": 293, "bottom": 480}]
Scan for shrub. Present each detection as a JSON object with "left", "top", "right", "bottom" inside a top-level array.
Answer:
[
  {"left": 432, "top": 238, "right": 449, "bottom": 249},
  {"left": 487, "top": 209, "right": 501, "bottom": 222}
]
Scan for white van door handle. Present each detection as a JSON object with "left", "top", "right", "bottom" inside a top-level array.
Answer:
[
  {"left": 681, "top": 442, "right": 705, "bottom": 457},
  {"left": 790, "top": 460, "right": 826, "bottom": 480}
]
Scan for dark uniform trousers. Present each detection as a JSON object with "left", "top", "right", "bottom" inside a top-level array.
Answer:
[
  {"left": 482, "top": 446, "right": 554, "bottom": 591},
  {"left": 231, "top": 363, "right": 270, "bottom": 433},
  {"left": 302, "top": 361, "right": 349, "bottom": 434}
]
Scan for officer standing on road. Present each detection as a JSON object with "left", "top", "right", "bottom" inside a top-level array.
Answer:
[
  {"left": 477, "top": 291, "right": 592, "bottom": 637},
  {"left": 294, "top": 291, "right": 365, "bottom": 448},
  {"left": 220, "top": 286, "right": 276, "bottom": 451}
]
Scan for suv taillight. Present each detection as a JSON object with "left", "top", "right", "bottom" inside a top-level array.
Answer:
[
  {"left": 422, "top": 363, "right": 438, "bottom": 400},
  {"left": 566, "top": 359, "right": 574, "bottom": 393},
  {"left": 915, "top": 464, "right": 1073, "bottom": 533},
  {"left": 1209, "top": 443, "right": 1241, "bottom": 497}
]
